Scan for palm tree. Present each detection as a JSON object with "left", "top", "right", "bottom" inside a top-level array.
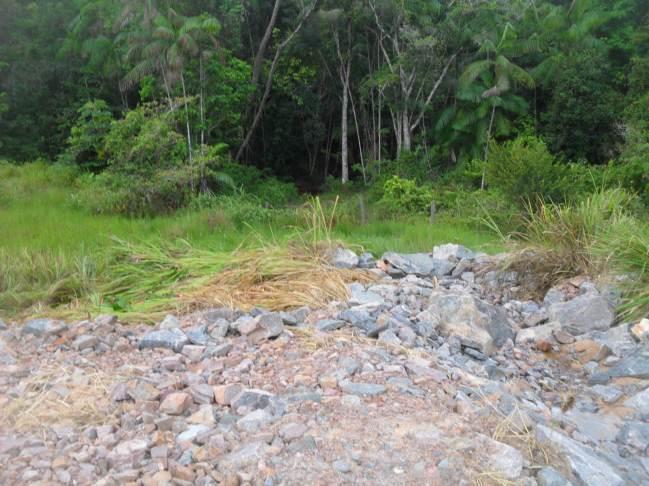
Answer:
[{"left": 439, "top": 22, "right": 535, "bottom": 188}]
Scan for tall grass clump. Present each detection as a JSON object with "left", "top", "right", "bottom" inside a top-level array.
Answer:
[{"left": 504, "top": 188, "right": 637, "bottom": 296}]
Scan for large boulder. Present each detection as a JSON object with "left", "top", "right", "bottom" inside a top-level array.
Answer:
[
  {"left": 138, "top": 328, "right": 189, "bottom": 352},
  {"left": 432, "top": 243, "right": 475, "bottom": 261},
  {"left": 238, "top": 313, "right": 284, "bottom": 344},
  {"left": 421, "top": 290, "right": 514, "bottom": 355},
  {"left": 21, "top": 318, "right": 67, "bottom": 337},
  {"left": 548, "top": 293, "right": 614, "bottom": 336},
  {"left": 327, "top": 247, "right": 359, "bottom": 269},
  {"left": 378, "top": 252, "right": 455, "bottom": 278}
]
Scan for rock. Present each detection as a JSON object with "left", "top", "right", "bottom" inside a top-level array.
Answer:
[
  {"left": 159, "top": 314, "right": 181, "bottom": 330},
  {"left": 139, "top": 328, "right": 188, "bottom": 352},
  {"left": 177, "top": 424, "right": 212, "bottom": 444},
  {"left": 591, "top": 349, "right": 649, "bottom": 383},
  {"left": 190, "top": 384, "right": 214, "bottom": 405},
  {"left": 287, "top": 435, "right": 317, "bottom": 453},
  {"left": 553, "top": 329, "right": 576, "bottom": 345},
  {"left": 332, "top": 459, "right": 352, "bottom": 473},
  {"left": 214, "top": 384, "right": 243, "bottom": 406},
  {"left": 338, "top": 307, "right": 374, "bottom": 333},
  {"left": 159, "top": 392, "right": 192, "bottom": 415},
  {"left": 616, "top": 421, "right": 649, "bottom": 452},
  {"left": 348, "top": 284, "right": 384, "bottom": 306},
  {"left": 624, "top": 386, "right": 649, "bottom": 411},
  {"left": 516, "top": 322, "right": 561, "bottom": 345},
  {"left": 128, "top": 382, "right": 160, "bottom": 402},
  {"left": 182, "top": 344, "right": 205, "bottom": 362},
  {"left": 477, "top": 434, "right": 523, "bottom": 480},
  {"left": 537, "top": 425, "right": 624, "bottom": 486},
  {"left": 339, "top": 380, "right": 386, "bottom": 396},
  {"left": 358, "top": 252, "right": 375, "bottom": 268},
  {"left": 186, "top": 325, "right": 210, "bottom": 345},
  {"left": 523, "top": 310, "right": 549, "bottom": 328},
  {"left": 591, "top": 385, "right": 623, "bottom": 404},
  {"left": 328, "top": 247, "right": 359, "bottom": 269},
  {"left": 631, "top": 318, "right": 649, "bottom": 342},
  {"left": 423, "top": 290, "right": 514, "bottom": 355},
  {"left": 548, "top": 294, "right": 614, "bottom": 336},
  {"left": 95, "top": 314, "right": 118, "bottom": 326},
  {"left": 219, "top": 441, "right": 268, "bottom": 470},
  {"left": 21, "top": 318, "right": 67, "bottom": 337},
  {"left": 0, "top": 318, "right": 7, "bottom": 330},
  {"left": 316, "top": 319, "right": 345, "bottom": 332},
  {"left": 209, "top": 318, "right": 230, "bottom": 339},
  {"left": 108, "top": 439, "right": 148, "bottom": 468},
  {"left": 537, "top": 467, "right": 573, "bottom": 486},
  {"left": 279, "top": 311, "right": 298, "bottom": 326},
  {"left": 544, "top": 288, "right": 566, "bottom": 306},
  {"left": 379, "top": 252, "right": 454, "bottom": 278},
  {"left": 230, "top": 389, "right": 274, "bottom": 411},
  {"left": 239, "top": 313, "right": 284, "bottom": 344},
  {"left": 378, "top": 329, "right": 401, "bottom": 346},
  {"left": 432, "top": 243, "right": 475, "bottom": 261},
  {"left": 279, "top": 423, "right": 307, "bottom": 441},
  {"left": 205, "top": 341, "right": 232, "bottom": 358},
  {"left": 237, "top": 409, "right": 273, "bottom": 432},
  {"left": 72, "top": 334, "right": 98, "bottom": 351}
]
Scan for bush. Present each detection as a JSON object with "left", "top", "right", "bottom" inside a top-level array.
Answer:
[
  {"left": 60, "top": 100, "right": 113, "bottom": 171},
  {"left": 486, "top": 135, "right": 576, "bottom": 205},
  {"left": 220, "top": 161, "right": 299, "bottom": 206},
  {"left": 608, "top": 130, "right": 649, "bottom": 206},
  {"left": 378, "top": 176, "right": 433, "bottom": 216}
]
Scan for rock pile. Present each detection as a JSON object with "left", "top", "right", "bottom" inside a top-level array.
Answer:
[{"left": 1, "top": 243, "right": 648, "bottom": 484}]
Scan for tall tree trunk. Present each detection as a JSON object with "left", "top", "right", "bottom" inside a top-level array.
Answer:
[
  {"left": 180, "top": 71, "right": 194, "bottom": 192},
  {"left": 481, "top": 104, "right": 496, "bottom": 190},
  {"left": 340, "top": 64, "right": 350, "bottom": 185},
  {"left": 402, "top": 110, "right": 411, "bottom": 152},
  {"left": 236, "top": 0, "right": 318, "bottom": 161},
  {"left": 251, "top": 0, "right": 282, "bottom": 87}
]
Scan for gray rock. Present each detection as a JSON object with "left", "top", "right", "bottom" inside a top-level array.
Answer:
[
  {"left": 378, "top": 329, "right": 401, "bottom": 346},
  {"left": 0, "top": 318, "right": 7, "bottom": 330},
  {"left": 423, "top": 290, "right": 515, "bottom": 355},
  {"left": 338, "top": 307, "right": 375, "bottom": 333},
  {"left": 589, "top": 324, "right": 638, "bottom": 357},
  {"left": 21, "top": 318, "right": 67, "bottom": 337},
  {"left": 237, "top": 409, "right": 273, "bottom": 433},
  {"left": 94, "top": 314, "right": 117, "bottom": 326},
  {"left": 186, "top": 325, "right": 209, "bottom": 345},
  {"left": 107, "top": 439, "right": 148, "bottom": 468},
  {"left": 177, "top": 424, "right": 212, "bottom": 444},
  {"left": 332, "top": 459, "right": 352, "bottom": 473},
  {"left": 537, "top": 467, "right": 573, "bottom": 486},
  {"left": 624, "top": 386, "right": 649, "bottom": 412},
  {"left": 617, "top": 421, "right": 649, "bottom": 452},
  {"left": 72, "top": 334, "right": 98, "bottom": 351},
  {"left": 432, "top": 243, "right": 475, "bottom": 261},
  {"left": 537, "top": 425, "right": 624, "bottom": 486},
  {"left": 139, "top": 328, "right": 189, "bottom": 352},
  {"left": 379, "top": 252, "right": 454, "bottom": 278},
  {"left": 287, "top": 435, "right": 317, "bottom": 453},
  {"left": 208, "top": 318, "right": 230, "bottom": 339},
  {"left": 565, "top": 409, "right": 621, "bottom": 443},
  {"left": 239, "top": 313, "right": 284, "bottom": 344},
  {"left": 205, "top": 341, "right": 232, "bottom": 358},
  {"left": 159, "top": 314, "right": 181, "bottom": 330},
  {"left": 358, "top": 252, "right": 376, "bottom": 268},
  {"left": 348, "top": 284, "right": 384, "bottom": 306},
  {"left": 591, "top": 349, "right": 649, "bottom": 383},
  {"left": 219, "top": 441, "right": 268, "bottom": 470},
  {"left": 591, "top": 385, "right": 623, "bottom": 404},
  {"left": 0, "top": 338, "right": 16, "bottom": 365},
  {"left": 329, "top": 247, "right": 359, "bottom": 269},
  {"left": 516, "top": 321, "right": 561, "bottom": 345},
  {"left": 230, "top": 389, "right": 274, "bottom": 411},
  {"left": 339, "top": 380, "right": 386, "bottom": 396},
  {"left": 544, "top": 288, "right": 566, "bottom": 306},
  {"left": 316, "top": 319, "right": 346, "bottom": 332},
  {"left": 548, "top": 294, "right": 614, "bottom": 336},
  {"left": 279, "top": 311, "right": 298, "bottom": 326}
]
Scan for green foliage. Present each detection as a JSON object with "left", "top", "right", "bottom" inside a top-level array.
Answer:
[
  {"left": 60, "top": 99, "right": 113, "bottom": 171},
  {"left": 219, "top": 161, "right": 299, "bottom": 206},
  {"left": 486, "top": 135, "right": 578, "bottom": 204},
  {"left": 378, "top": 176, "right": 433, "bottom": 216},
  {"left": 608, "top": 129, "right": 649, "bottom": 206},
  {"left": 540, "top": 49, "right": 623, "bottom": 163}
]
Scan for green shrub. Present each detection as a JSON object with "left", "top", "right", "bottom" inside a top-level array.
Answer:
[
  {"left": 378, "top": 176, "right": 433, "bottom": 216},
  {"left": 220, "top": 161, "right": 299, "bottom": 206},
  {"left": 486, "top": 135, "right": 575, "bottom": 204},
  {"left": 608, "top": 130, "right": 649, "bottom": 206},
  {"left": 60, "top": 99, "right": 113, "bottom": 171}
]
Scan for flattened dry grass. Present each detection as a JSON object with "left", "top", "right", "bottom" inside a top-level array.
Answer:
[{"left": 0, "top": 365, "right": 124, "bottom": 432}]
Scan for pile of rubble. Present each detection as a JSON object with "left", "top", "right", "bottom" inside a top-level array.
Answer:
[{"left": 1, "top": 243, "right": 648, "bottom": 485}]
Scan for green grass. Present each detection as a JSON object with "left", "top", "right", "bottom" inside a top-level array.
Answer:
[{"left": 0, "top": 161, "right": 500, "bottom": 319}]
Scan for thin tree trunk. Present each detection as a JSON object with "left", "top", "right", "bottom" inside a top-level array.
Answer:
[
  {"left": 481, "top": 103, "right": 496, "bottom": 190},
  {"left": 161, "top": 65, "right": 174, "bottom": 111},
  {"left": 348, "top": 82, "right": 366, "bottom": 184},
  {"left": 251, "top": 0, "right": 282, "bottom": 87},
  {"left": 402, "top": 110, "right": 411, "bottom": 152},
  {"left": 236, "top": 0, "right": 318, "bottom": 161},
  {"left": 341, "top": 65, "right": 350, "bottom": 184},
  {"left": 180, "top": 71, "right": 194, "bottom": 192}
]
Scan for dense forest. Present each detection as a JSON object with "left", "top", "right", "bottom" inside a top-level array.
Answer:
[{"left": 1, "top": 0, "right": 648, "bottom": 216}]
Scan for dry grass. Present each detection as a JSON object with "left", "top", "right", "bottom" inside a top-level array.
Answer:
[
  {"left": 0, "top": 365, "right": 125, "bottom": 433},
  {"left": 181, "top": 243, "right": 377, "bottom": 312}
]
